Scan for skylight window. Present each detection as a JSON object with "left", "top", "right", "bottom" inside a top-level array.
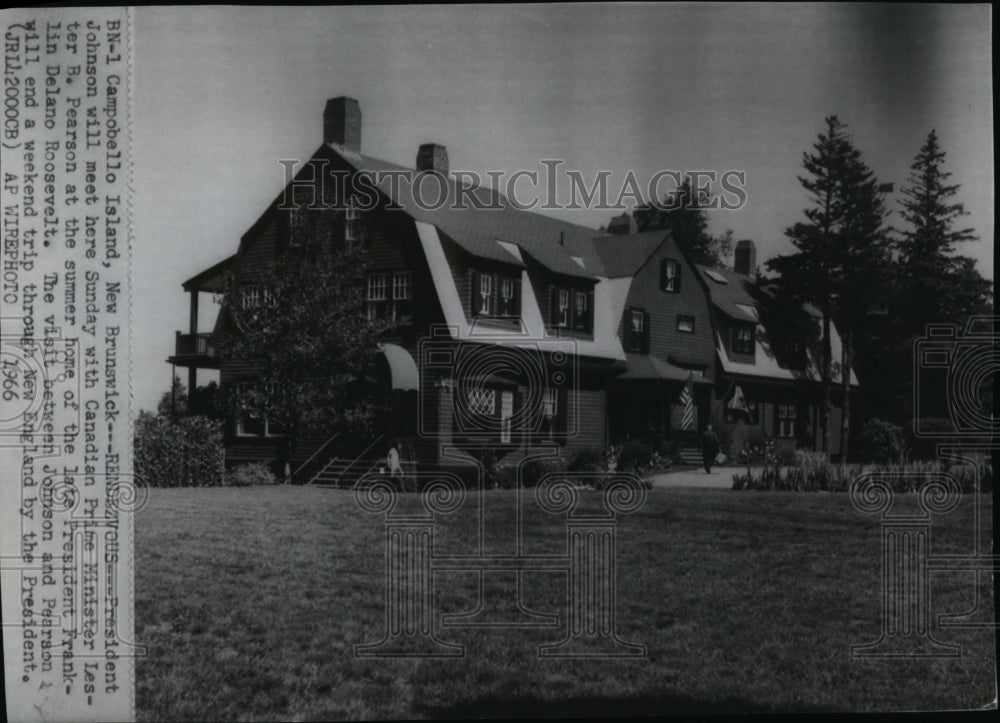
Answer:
[{"left": 704, "top": 269, "right": 729, "bottom": 284}]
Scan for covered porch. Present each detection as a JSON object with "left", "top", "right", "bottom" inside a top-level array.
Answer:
[{"left": 609, "top": 353, "right": 713, "bottom": 457}]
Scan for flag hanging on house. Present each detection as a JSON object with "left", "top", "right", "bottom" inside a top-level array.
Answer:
[
  {"left": 679, "top": 373, "right": 695, "bottom": 430},
  {"left": 728, "top": 384, "right": 750, "bottom": 418}
]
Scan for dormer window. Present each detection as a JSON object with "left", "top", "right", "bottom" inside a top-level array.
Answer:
[
  {"left": 733, "top": 324, "right": 755, "bottom": 355},
  {"left": 558, "top": 289, "right": 570, "bottom": 327},
  {"left": 472, "top": 271, "right": 521, "bottom": 319},
  {"left": 661, "top": 259, "right": 681, "bottom": 292},
  {"left": 498, "top": 277, "right": 515, "bottom": 316},
  {"left": 573, "top": 292, "right": 588, "bottom": 331},
  {"left": 549, "top": 284, "right": 593, "bottom": 332}
]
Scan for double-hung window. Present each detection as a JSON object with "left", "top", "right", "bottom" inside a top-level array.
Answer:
[
  {"left": 550, "top": 285, "right": 593, "bottom": 332},
  {"left": 242, "top": 285, "right": 262, "bottom": 310},
  {"left": 625, "top": 307, "right": 650, "bottom": 353},
  {"left": 734, "top": 324, "right": 755, "bottom": 355},
  {"left": 472, "top": 271, "right": 520, "bottom": 319},
  {"left": 661, "top": 259, "right": 681, "bottom": 292},
  {"left": 777, "top": 404, "right": 795, "bottom": 438},
  {"left": 345, "top": 197, "right": 360, "bottom": 242},
  {"left": 367, "top": 273, "right": 389, "bottom": 320}
]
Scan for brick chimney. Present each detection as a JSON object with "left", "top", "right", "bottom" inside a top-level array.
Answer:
[
  {"left": 324, "top": 97, "right": 361, "bottom": 152},
  {"left": 416, "top": 143, "right": 449, "bottom": 177},
  {"left": 734, "top": 239, "right": 756, "bottom": 276},
  {"left": 607, "top": 212, "right": 637, "bottom": 235}
]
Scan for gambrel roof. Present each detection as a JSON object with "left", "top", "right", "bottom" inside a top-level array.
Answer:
[{"left": 695, "top": 264, "right": 859, "bottom": 386}]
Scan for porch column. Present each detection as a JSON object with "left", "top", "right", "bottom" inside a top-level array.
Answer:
[{"left": 189, "top": 290, "right": 199, "bottom": 334}]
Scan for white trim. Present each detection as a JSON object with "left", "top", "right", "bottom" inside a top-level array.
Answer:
[{"left": 414, "top": 221, "right": 626, "bottom": 360}]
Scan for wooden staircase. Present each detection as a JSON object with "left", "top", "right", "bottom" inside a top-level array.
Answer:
[{"left": 676, "top": 448, "right": 704, "bottom": 466}]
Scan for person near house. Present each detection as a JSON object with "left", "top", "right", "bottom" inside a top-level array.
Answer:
[
  {"left": 701, "top": 424, "right": 720, "bottom": 474},
  {"left": 387, "top": 442, "right": 403, "bottom": 483}
]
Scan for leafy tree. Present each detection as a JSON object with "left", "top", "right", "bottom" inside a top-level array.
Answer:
[
  {"left": 137, "top": 379, "right": 224, "bottom": 487},
  {"left": 157, "top": 375, "right": 187, "bottom": 417},
  {"left": 633, "top": 177, "right": 734, "bottom": 268},
  {"left": 216, "top": 208, "right": 394, "bottom": 456},
  {"left": 157, "top": 377, "right": 223, "bottom": 419}
]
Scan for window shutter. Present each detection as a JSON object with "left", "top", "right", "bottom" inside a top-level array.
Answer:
[
  {"left": 554, "top": 386, "right": 569, "bottom": 437},
  {"left": 550, "top": 286, "right": 559, "bottom": 327},
  {"left": 471, "top": 271, "right": 480, "bottom": 316},
  {"left": 641, "top": 311, "right": 651, "bottom": 353},
  {"left": 586, "top": 290, "right": 595, "bottom": 332},
  {"left": 512, "top": 278, "right": 522, "bottom": 317},
  {"left": 660, "top": 259, "right": 667, "bottom": 290}
]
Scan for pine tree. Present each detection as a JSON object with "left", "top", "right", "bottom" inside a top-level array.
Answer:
[
  {"left": 768, "top": 116, "right": 891, "bottom": 460},
  {"left": 633, "top": 177, "right": 732, "bottom": 268},
  {"left": 768, "top": 116, "right": 851, "bottom": 455},
  {"left": 897, "top": 130, "right": 991, "bottom": 331},
  {"left": 889, "top": 131, "right": 992, "bottom": 424}
]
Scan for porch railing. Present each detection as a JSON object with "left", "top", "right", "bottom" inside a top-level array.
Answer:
[
  {"left": 295, "top": 432, "right": 342, "bottom": 485},
  {"left": 174, "top": 331, "right": 216, "bottom": 358}
]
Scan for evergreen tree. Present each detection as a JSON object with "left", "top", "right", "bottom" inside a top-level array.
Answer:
[
  {"left": 768, "top": 116, "right": 892, "bottom": 459},
  {"left": 888, "top": 130, "right": 992, "bottom": 424},
  {"left": 896, "top": 130, "right": 992, "bottom": 331},
  {"left": 633, "top": 177, "right": 733, "bottom": 268},
  {"left": 768, "top": 116, "right": 851, "bottom": 455}
]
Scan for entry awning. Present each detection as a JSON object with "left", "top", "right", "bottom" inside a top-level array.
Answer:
[
  {"left": 617, "top": 353, "right": 712, "bottom": 383},
  {"left": 379, "top": 343, "right": 419, "bottom": 391}
]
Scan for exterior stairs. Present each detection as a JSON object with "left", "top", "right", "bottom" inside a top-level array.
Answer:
[{"left": 676, "top": 448, "right": 704, "bottom": 466}]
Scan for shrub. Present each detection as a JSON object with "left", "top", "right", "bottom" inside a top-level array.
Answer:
[
  {"left": 568, "top": 447, "right": 607, "bottom": 473},
  {"left": 774, "top": 446, "right": 797, "bottom": 467},
  {"left": 617, "top": 440, "right": 653, "bottom": 472},
  {"left": 716, "top": 423, "right": 735, "bottom": 460},
  {"left": 903, "top": 417, "right": 956, "bottom": 460},
  {"left": 858, "top": 418, "right": 903, "bottom": 464},
  {"left": 226, "top": 462, "right": 276, "bottom": 487},
  {"left": 134, "top": 411, "right": 224, "bottom": 487},
  {"left": 487, "top": 462, "right": 520, "bottom": 489},
  {"left": 520, "top": 456, "right": 568, "bottom": 488}
]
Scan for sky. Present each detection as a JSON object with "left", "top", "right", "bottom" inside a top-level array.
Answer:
[{"left": 133, "top": 3, "right": 994, "bottom": 412}]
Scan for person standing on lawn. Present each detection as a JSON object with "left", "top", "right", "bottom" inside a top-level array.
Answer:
[{"left": 701, "top": 424, "right": 720, "bottom": 474}]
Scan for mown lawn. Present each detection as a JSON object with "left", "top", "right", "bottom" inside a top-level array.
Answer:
[{"left": 136, "top": 486, "right": 996, "bottom": 720}]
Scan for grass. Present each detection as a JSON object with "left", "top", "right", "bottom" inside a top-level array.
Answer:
[{"left": 136, "top": 486, "right": 996, "bottom": 720}]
